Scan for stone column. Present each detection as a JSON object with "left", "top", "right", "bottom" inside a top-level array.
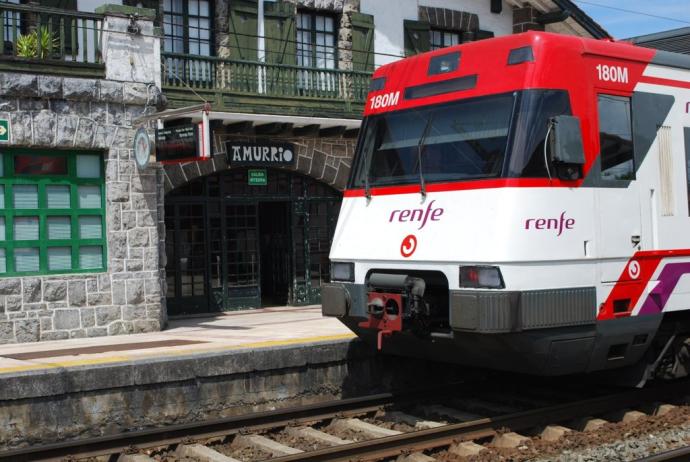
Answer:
[
  {"left": 97, "top": 4, "right": 161, "bottom": 88},
  {"left": 512, "top": 5, "right": 545, "bottom": 33}
]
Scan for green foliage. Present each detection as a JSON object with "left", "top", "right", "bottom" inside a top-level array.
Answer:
[{"left": 15, "top": 27, "right": 59, "bottom": 59}]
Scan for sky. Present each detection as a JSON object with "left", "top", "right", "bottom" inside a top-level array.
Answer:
[{"left": 573, "top": 0, "right": 690, "bottom": 39}]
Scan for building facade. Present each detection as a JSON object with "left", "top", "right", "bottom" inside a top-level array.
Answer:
[{"left": 0, "top": 0, "right": 605, "bottom": 342}]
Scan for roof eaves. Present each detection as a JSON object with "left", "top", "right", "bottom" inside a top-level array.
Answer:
[{"left": 550, "top": 0, "right": 611, "bottom": 39}]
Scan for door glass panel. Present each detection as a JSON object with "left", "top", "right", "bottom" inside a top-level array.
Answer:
[
  {"left": 48, "top": 247, "right": 71, "bottom": 271},
  {"left": 77, "top": 155, "right": 101, "bottom": 178},
  {"left": 13, "top": 184, "right": 38, "bottom": 208},
  {"left": 14, "top": 216, "right": 39, "bottom": 240},
  {"left": 47, "top": 185, "right": 71, "bottom": 208},
  {"left": 79, "top": 216, "right": 102, "bottom": 239},
  {"left": 79, "top": 245, "right": 103, "bottom": 269},
  {"left": 15, "top": 247, "right": 39, "bottom": 272},
  {"left": 48, "top": 216, "right": 71, "bottom": 240},
  {"left": 79, "top": 185, "right": 101, "bottom": 208}
]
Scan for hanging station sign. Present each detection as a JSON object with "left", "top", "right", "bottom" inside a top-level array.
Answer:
[
  {"left": 155, "top": 121, "right": 211, "bottom": 164},
  {"left": 225, "top": 141, "right": 296, "bottom": 167}
]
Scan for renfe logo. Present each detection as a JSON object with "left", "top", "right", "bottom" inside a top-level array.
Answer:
[
  {"left": 525, "top": 211, "right": 575, "bottom": 237},
  {"left": 389, "top": 200, "right": 444, "bottom": 230},
  {"left": 370, "top": 91, "right": 400, "bottom": 110}
]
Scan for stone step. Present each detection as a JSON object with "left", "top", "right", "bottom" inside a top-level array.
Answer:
[
  {"left": 448, "top": 441, "right": 487, "bottom": 457},
  {"left": 383, "top": 411, "right": 444, "bottom": 430},
  {"left": 234, "top": 434, "right": 303, "bottom": 456},
  {"left": 176, "top": 443, "right": 242, "bottom": 462},
  {"left": 331, "top": 418, "right": 402, "bottom": 438},
  {"left": 286, "top": 426, "right": 353, "bottom": 446}
]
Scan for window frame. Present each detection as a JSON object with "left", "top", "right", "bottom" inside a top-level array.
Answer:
[
  {"left": 296, "top": 10, "right": 338, "bottom": 69},
  {"left": 0, "top": 149, "right": 107, "bottom": 276},
  {"left": 430, "top": 27, "right": 460, "bottom": 50},
  {"left": 597, "top": 92, "right": 635, "bottom": 181},
  {"left": 163, "top": 0, "right": 214, "bottom": 56}
]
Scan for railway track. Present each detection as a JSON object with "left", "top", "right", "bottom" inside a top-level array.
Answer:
[{"left": 2, "top": 378, "right": 689, "bottom": 462}]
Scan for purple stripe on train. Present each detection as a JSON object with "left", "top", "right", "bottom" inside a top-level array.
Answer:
[{"left": 639, "top": 262, "right": 690, "bottom": 315}]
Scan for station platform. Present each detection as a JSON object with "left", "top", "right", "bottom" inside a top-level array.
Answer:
[{"left": 0, "top": 305, "right": 355, "bottom": 375}]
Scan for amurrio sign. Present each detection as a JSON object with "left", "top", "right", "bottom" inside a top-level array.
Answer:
[{"left": 226, "top": 141, "right": 295, "bottom": 166}]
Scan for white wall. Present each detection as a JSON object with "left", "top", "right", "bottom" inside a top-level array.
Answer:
[{"left": 361, "top": 0, "right": 514, "bottom": 68}]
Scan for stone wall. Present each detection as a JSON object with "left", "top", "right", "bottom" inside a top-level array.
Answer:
[
  {"left": 0, "top": 73, "right": 166, "bottom": 343},
  {"left": 163, "top": 129, "right": 357, "bottom": 194}
]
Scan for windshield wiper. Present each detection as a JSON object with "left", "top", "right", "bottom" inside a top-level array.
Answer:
[{"left": 417, "top": 115, "right": 433, "bottom": 200}]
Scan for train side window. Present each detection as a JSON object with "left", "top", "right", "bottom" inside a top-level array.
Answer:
[{"left": 598, "top": 94, "right": 634, "bottom": 180}]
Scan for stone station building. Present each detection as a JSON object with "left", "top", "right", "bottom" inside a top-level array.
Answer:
[{"left": 0, "top": 0, "right": 607, "bottom": 343}]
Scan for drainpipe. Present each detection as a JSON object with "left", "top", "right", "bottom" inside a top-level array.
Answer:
[{"left": 257, "top": 0, "right": 266, "bottom": 94}]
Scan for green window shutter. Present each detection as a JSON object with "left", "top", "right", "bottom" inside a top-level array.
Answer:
[
  {"left": 228, "top": 0, "right": 258, "bottom": 61},
  {"left": 264, "top": 1, "right": 296, "bottom": 65},
  {"left": 351, "top": 12, "right": 374, "bottom": 72},
  {"left": 404, "top": 19, "right": 430, "bottom": 56}
]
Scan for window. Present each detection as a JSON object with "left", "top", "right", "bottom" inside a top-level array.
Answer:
[
  {"left": 297, "top": 11, "right": 336, "bottom": 69},
  {"left": 0, "top": 150, "right": 106, "bottom": 275},
  {"left": 598, "top": 94, "right": 634, "bottom": 180},
  {"left": 430, "top": 29, "right": 459, "bottom": 50},
  {"left": 164, "top": 0, "right": 212, "bottom": 83}
]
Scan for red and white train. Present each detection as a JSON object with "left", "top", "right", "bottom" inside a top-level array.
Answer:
[{"left": 322, "top": 31, "right": 690, "bottom": 385}]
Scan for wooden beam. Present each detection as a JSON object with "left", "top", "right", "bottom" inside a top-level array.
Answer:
[
  {"left": 292, "top": 124, "right": 321, "bottom": 137},
  {"left": 319, "top": 125, "right": 347, "bottom": 138}
]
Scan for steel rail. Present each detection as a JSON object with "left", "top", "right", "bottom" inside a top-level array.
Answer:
[
  {"left": 633, "top": 446, "right": 690, "bottom": 462},
  {"left": 268, "top": 379, "right": 690, "bottom": 462},
  {"left": 0, "top": 384, "right": 461, "bottom": 462}
]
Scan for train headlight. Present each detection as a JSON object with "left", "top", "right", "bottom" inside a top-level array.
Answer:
[
  {"left": 459, "top": 266, "right": 504, "bottom": 289},
  {"left": 331, "top": 262, "right": 355, "bottom": 282}
]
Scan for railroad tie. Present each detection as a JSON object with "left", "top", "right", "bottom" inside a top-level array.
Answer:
[
  {"left": 604, "top": 409, "right": 647, "bottom": 424},
  {"left": 570, "top": 416, "right": 610, "bottom": 432},
  {"left": 423, "top": 404, "right": 484, "bottom": 422},
  {"left": 286, "top": 426, "right": 353, "bottom": 446},
  {"left": 117, "top": 455, "right": 156, "bottom": 462},
  {"left": 233, "top": 434, "right": 303, "bottom": 456},
  {"left": 539, "top": 425, "right": 573, "bottom": 442},
  {"left": 383, "top": 411, "right": 444, "bottom": 430},
  {"left": 448, "top": 441, "right": 487, "bottom": 457},
  {"left": 330, "top": 418, "right": 402, "bottom": 438},
  {"left": 492, "top": 432, "right": 530, "bottom": 448},
  {"left": 175, "top": 443, "right": 242, "bottom": 462},
  {"left": 396, "top": 452, "right": 436, "bottom": 462}
]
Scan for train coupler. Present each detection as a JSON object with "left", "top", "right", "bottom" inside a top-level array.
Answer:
[{"left": 358, "top": 292, "right": 403, "bottom": 351}]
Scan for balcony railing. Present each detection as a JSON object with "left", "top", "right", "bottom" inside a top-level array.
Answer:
[
  {"left": 162, "top": 52, "right": 371, "bottom": 117},
  {"left": 0, "top": 3, "right": 104, "bottom": 76}
]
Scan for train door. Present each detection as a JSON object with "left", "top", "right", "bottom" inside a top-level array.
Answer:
[{"left": 595, "top": 93, "right": 642, "bottom": 284}]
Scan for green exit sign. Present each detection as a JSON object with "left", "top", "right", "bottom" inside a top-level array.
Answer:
[
  {"left": 0, "top": 119, "right": 9, "bottom": 142},
  {"left": 248, "top": 169, "right": 267, "bottom": 186}
]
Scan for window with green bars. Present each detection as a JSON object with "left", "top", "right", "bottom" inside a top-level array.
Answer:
[{"left": 0, "top": 150, "right": 107, "bottom": 276}]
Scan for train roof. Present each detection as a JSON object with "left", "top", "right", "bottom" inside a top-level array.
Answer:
[{"left": 365, "top": 31, "right": 690, "bottom": 117}]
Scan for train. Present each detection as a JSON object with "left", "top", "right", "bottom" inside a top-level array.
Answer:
[{"left": 322, "top": 31, "right": 690, "bottom": 386}]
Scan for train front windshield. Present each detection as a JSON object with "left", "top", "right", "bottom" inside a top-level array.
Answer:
[{"left": 350, "top": 90, "right": 572, "bottom": 188}]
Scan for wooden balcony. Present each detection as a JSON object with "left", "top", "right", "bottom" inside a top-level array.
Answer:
[
  {"left": 162, "top": 52, "right": 371, "bottom": 119},
  {"left": 0, "top": 3, "right": 104, "bottom": 78}
]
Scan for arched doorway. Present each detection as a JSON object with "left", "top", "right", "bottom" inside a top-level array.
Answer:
[{"left": 164, "top": 168, "right": 341, "bottom": 315}]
